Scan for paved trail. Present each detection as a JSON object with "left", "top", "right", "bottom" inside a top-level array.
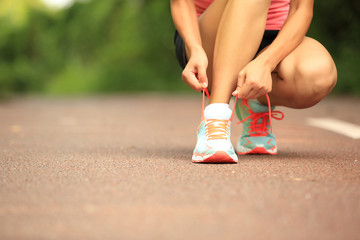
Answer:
[{"left": 1, "top": 95, "right": 359, "bottom": 240}]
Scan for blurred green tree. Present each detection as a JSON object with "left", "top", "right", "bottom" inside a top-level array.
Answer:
[
  {"left": 307, "top": 0, "right": 360, "bottom": 94},
  {"left": 0, "top": 0, "right": 44, "bottom": 26},
  {"left": 0, "top": 0, "right": 359, "bottom": 97}
]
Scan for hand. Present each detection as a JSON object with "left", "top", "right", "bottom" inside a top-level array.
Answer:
[
  {"left": 232, "top": 59, "right": 273, "bottom": 99},
  {"left": 182, "top": 47, "right": 208, "bottom": 92}
]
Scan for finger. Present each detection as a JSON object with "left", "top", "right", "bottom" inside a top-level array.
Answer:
[
  {"left": 232, "top": 71, "right": 246, "bottom": 96},
  {"left": 182, "top": 70, "right": 202, "bottom": 92},
  {"left": 248, "top": 87, "right": 267, "bottom": 99},
  {"left": 238, "top": 71, "right": 246, "bottom": 87},
  {"left": 243, "top": 80, "right": 268, "bottom": 99},
  {"left": 197, "top": 66, "right": 208, "bottom": 88},
  {"left": 252, "top": 91, "right": 265, "bottom": 100},
  {"left": 237, "top": 85, "right": 253, "bottom": 99},
  {"left": 232, "top": 87, "right": 240, "bottom": 97},
  {"left": 232, "top": 85, "right": 243, "bottom": 97},
  {"left": 266, "top": 83, "right": 272, "bottom": 94}
]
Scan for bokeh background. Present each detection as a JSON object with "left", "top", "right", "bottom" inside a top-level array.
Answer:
[{"left": 0, "top": 0, "right": 359, "bottom": 98}]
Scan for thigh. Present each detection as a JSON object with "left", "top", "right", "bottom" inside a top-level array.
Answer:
[
  {"left": 198, "top": 0, "right": 228, "bottom": 53},
  {"left": 272, "top": 37, "right": 337, "bottom": 108},
  {"left": 185, "top": 0, "right": 228, "bottom": 58},
  {"left": 276, "top": 37, "right": 336, "bottom": 81}
]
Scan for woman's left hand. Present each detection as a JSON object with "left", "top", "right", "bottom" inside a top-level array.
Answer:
[{"left": 232, "top": 59, "right": 273, "bottom": 99}]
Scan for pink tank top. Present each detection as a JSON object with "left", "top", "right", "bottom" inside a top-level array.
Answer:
[{"left": 195, "top": 0, "right": 290, "bottom": 30}]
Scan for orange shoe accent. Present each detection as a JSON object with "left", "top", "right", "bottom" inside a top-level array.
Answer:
[
  {"left": 193, "top": 151, "right": 237, "bottom": 163},
  {"left": 266, "top": 138, "right": 275, "bottom": 147},
  {"left": 242, "top": 137, "right": 252, "bottom": 147}
]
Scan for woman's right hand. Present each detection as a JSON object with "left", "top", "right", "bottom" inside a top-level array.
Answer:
[{"left": 182, "top": 47, "right": 209, "bottom": 92}]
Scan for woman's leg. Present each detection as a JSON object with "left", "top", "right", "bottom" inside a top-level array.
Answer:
[
  {"left": 211, "top": 0, "right": 270, "bottom": 104},
  {"left": 257, "top": 37, "right": 337, "bottom": 108},
  {"left": 186, "top": 0, "right": 270, "bottom": 104}
]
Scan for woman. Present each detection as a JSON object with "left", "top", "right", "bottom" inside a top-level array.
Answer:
[{"left": 171, "top": 0, "right": 337, "bottom": 163}]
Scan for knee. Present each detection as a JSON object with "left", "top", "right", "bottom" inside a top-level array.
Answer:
[
  {"left": 309, "top": 58, "right": 337, "bottom": 95},
  {"left": 292, "top": 58, "right": 337, "bottom": 108}
]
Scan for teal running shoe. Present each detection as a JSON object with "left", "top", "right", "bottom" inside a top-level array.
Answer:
[
  {"left": 235, "top": 99, "right": 284, "bottom": 155},
  {"left": 192, "top": 118, "right": 238, "bottom": 163}
]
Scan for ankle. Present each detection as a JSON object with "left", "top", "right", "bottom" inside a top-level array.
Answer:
[{"left": 204, "top": 103, "right": 232, "bottom": 120}]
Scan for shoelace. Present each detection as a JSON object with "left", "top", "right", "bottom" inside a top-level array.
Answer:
[
  {"left": 205, "top": 119, "right": 230, "bottom": 140},
  {"left": 201, "top": 89, "right": 283, "bottom": 138},
  {"left": 237, "top": 94, "right": 284, "bottom": 136}
]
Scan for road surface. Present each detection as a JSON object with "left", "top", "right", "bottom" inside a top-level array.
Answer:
[{"left": 1, "top": 94, "right": 359, "bottom": 240}]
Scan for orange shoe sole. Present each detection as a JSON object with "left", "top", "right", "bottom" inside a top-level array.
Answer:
[{"left": 192, "top": 151, "right": 238, "bottom": 164}]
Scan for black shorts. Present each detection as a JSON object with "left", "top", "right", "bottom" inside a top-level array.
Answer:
[{"left": 174, "top": 30, "right": 279, "bottom": 69}]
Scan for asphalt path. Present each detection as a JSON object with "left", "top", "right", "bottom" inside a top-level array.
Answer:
[{"left": 1, "top": 94, "right": 359, "bottom": 240}]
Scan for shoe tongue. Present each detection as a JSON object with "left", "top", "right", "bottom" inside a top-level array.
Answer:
[{"left": 249, "top": 100, "right": 275, "bottom": 113}]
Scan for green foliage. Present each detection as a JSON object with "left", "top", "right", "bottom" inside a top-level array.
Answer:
[
  {"left": 0, "top": 0, "right": 359, "bottom": 96},
  {"left": 0, "top": 0, "right": 186, "bottom": 97},
  {"left": 308, "top": 0, "right": 360, "bottom": 94}
]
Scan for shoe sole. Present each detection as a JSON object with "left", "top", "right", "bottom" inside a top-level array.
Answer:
[
  {"left": 237, "top": 146, "right": 277, "bottom": 155},
  {"left": 192, "top": 151, "right": 238, "bottom": 163}
]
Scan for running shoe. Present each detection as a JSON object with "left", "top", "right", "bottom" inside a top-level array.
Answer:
[
  {"left": 192, "top": 89, "right": 238, "bottom": 163},
  {"left": 192, "top": 118, "right": 238, "bottom": 163},
  {"left": 235, "top": 98, "right": 284, "bottom": 155}
]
